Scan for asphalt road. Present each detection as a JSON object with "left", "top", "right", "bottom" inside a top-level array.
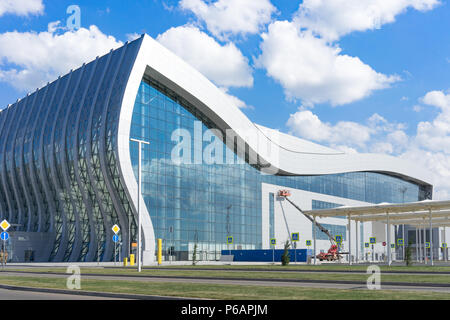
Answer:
[{"left": 0, "top": 287, "right": 124, "bottom": 300}]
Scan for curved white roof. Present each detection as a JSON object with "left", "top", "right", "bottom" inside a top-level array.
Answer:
[{"left": 118, "top": 35, "right": 433, "bottom": 191}]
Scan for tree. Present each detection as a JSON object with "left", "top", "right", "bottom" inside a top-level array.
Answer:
[
  {"left": 281, "top": 240, "right": 291, "bottom": 266},
  {"left": 192, "top": 243, "right": 198, "bottom": 266},
  {"left": 405, "top": 241, "right": 413, "bottom": 266}
]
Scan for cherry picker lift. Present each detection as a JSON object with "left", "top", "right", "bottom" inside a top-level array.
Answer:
[{"left": 278, "top": 190, "right": 348, "bottom": 262}]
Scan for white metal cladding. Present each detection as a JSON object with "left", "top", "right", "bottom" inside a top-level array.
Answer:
[
  {"left": 0, "top": 34, "right": 434, "bottom": 263},
  {"left": 119, "top": 35, "right": 432, "bottom": 186}
]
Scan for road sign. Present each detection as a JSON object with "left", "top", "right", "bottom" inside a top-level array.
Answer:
[
  {"left": 370, "top": 237, "right": 376, "bottom": 244},
  {"left": 442, "top": 243, "right": 448, "bottom": 248},
  {"left": 0, "top": 220, "right": 10, "bottom": 231},
  {"left": 270, "top": 238, "right": 276, "bottom": 246},
  {"left": 425, "top": 242, "right": 430, "bottom": 249},
  {"left": 0, "top": 232, "right": 8, "bottom": 241},
  {"left": 397, "top": 238, "right": 404, "bottom": 246},
  {"left": 112, "top": 235, "right": 119, "bottom": 243},
  {"left": 306, "top": 240, "right": 312, "bottom": 247},
  {"left": 227, "top": 236, "right": 233, "bottom": 245},
  {"left": 391, "top": 244, "right": 395, "bottom": 249},
  {"left": 112, "top": 224, "right": 120, "bottom": 234},
  {"left": 335, "top": 235, "right": 342, "bottom": 244},
  {"left": 382, "top": 242, "right": 386, "bottom": 246},
  {"left": 291, "top": 233, "right": 299, "bottom": 242},
  {"left": 365, "top": 242, "right": 369, "bottom": 248}
]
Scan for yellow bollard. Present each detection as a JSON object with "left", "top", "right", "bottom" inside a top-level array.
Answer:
[
  {"left": 157, "top": 239, "right": 162, "bottom": 265},
  {"left": 123, "top": 257, "right": 128, "bottom": 267},
  {"left": 130, "top": 254, "right": 135, "bottom": 266}
]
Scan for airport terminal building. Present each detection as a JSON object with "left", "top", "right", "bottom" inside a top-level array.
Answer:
[{"left": 0, "top": 35, "right": 434, "bottom": 263}]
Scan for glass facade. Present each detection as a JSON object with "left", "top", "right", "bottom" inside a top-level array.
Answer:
[
  {"left": 312, "top": 200, "right": 345, "bottom": 219},
  {"left": 0, "top": 36, "right": 433, "bottom": 262},
  {"left": 129, "top": 77, "right": 431, "bottom": 260}
]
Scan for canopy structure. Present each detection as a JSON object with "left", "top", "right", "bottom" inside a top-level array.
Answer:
[{"left": 302, "top": 200, "right": 450, "bottom": 266}]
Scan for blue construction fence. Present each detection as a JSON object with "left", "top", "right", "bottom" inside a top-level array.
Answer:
[{"left": 221, "top": 249, "right": 313, "bottom": 262}]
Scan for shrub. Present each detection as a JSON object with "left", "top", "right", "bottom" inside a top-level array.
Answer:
[{"left": 281, "top": 240, "right": 291, "bottom": 266}]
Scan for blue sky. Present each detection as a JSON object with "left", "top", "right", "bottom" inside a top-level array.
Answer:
[{"left": 0, "top": 0, "right": 449, "bottom": 198}]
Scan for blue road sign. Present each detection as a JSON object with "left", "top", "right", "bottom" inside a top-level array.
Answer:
[
  {"left": 391, "top": 244, "right": 395, "bottom": 249},
  {"left": 370, "top": 237, "right": 376, "bottom": 244},
  {"left": 227, "top": 236, "right": 233, "bottom": 245},
  {"left": 425, "top": 242, "right": 430, "bottom": 249},
  {"left": 1, "top": 232, "right": 8, "bottom": 241},
  {"left": 365, "top": 242, "right": 369, "bottom": 248},
  {"left": 270, "top": 238, "right": 276, "bottom": 245},
  {"left": 112, "top": 234, "right": 119, "bottom": 243},
  {"left": 443, "top": 243, "right": 448, "bottom": 248},
  {"left": 306, "top": 240, "right": 312, "bottom": 246},
  {"left": 291, "top": 233, "right": 299, "bottom": 242},
  {"left": 397, "top": 238, "right": 404, "bottom": 246},
  {"left": 335, "top": 235, "right": 342, "bottom": 244}
]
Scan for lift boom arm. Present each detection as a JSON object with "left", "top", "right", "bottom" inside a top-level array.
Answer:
[{"left": 279, "top": 191, "right": 336, "bottom": 246}]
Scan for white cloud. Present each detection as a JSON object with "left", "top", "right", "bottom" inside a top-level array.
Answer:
[
  {"left": 256, "top": 21, "right": 400, "bottom": 106},
  {"left": 157, "top": 25, "right": 253, "bottom": 88},
  {"left": 294, "top": 0, "right": 440, "bottom": 41},
  {"left": 0, "top": 0, "right": 44, "bottom": 17},
  {"left": 287, "top": 90, "right": 450, "bottom": 200},
  {"left": 371, "top": 142, "right": 394, "bottom": 154},
  {"left": 219, "top": 87, "right": 253, "bottom": 110},
  {"left": 413, "top": 105, "right": 423, "bottom": 112},
  {"left": 179, "top": 0, "right": 276, "bottom": 40},
  {"left": 0, "top": 22, "right": 123, "bottom": 92},
  {"left": 126, "top": 33, "right": 141, "bottom": 42},
  {"left": 415, "top": 90, "right": 450, "bottom": 152},
  {"left": 400, "top": 148, "right": 450, "bottom": 200},
  {"left": 286, "top": 109, "right": 372, "bottom": 148}
]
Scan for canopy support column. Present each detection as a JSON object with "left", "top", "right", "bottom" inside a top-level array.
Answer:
[
  {"left": 387, "top": 212, "right": 391, "bottom": 266},
  {"left": 348, "top": 214, "right": 352, "bottom": 265},
  {"left": 313, "top": 216, "right": 317, "bottom": 265},
  {"left": 423, "top": 221, "right": 426, "bottom": 264},
  {"left": 418, "top": 225, "right": 422, "bottom": 263},
  {"left": 444, "top": 226, "right": 447, "bottom": 261},
  {"left": 416, "top": 228, "right": 419, "bottom": 262},
  {"left": 430, "top": 209, "right": 434, "bottom": 266},
  {"left": 355, "top": 220, "right": 359, "bottom": 264}
]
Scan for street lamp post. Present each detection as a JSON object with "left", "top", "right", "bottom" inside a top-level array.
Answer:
[
  {"left": 131, "top": 138, "right": 150, "bottom": 273},
  {"left": 226, "top": 205, "right": 231, "bottom": 255}
]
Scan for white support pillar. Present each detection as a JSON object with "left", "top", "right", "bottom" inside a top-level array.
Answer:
[
  {"left": 348, "top": 215, "right": 352, "bottom": 265},
  {"left": 387, "top": 212, "right": 391, "bottom": 266},
  {"left": 356, "top": 220, "right": 359, "bottom": 264},
  {"left": 422, "top": 221, "right": 426, "bottom": 264},
  {"left": 429, "top": 209, "right": 433, "bottom": 266},
  {"left": 416, "top": 228, "right": 419, "bottom": 262},
  {"left": 402, "top": 224, "right": 405, "bottom": 262},
  {"left": 445, "top": 226, "right": 447, "bottom": 261},
  {"left": 313, "top": 216, "right": 317, "bottom": 265},
  {"left": 418, "top": 226, "right": 422, "bottom": 263}
]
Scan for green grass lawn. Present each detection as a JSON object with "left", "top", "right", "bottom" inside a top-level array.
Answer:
[
  {"left": 0, "top": 275, "right": 450, "bottom": 300},
  {"left": 5, "top": 266, "right": 450, "bottom": 285}
]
